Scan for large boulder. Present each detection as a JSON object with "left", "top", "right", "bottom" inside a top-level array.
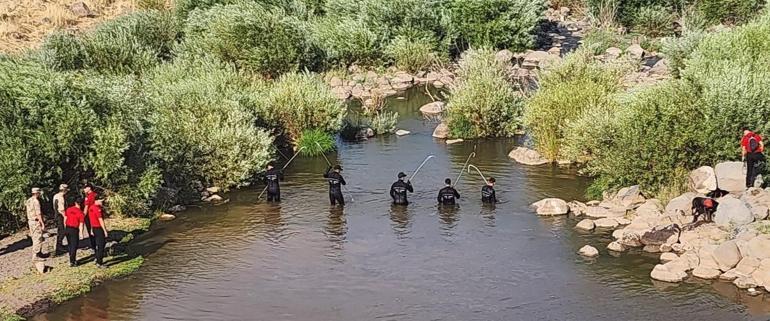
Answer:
[
  {"left": 617, "top": 227, "right": 645, "bottom": 247},
  {"left": 615, "top": 185, "right": 645, "bottom": 209},
  {"left": 626, "top": 44, "right": 646, "bottom": 60},
  {"left": 745, "top": 235, "right": 770, "bottom": 260},
  {"left": 741, "top": 187, "right": 770, "bottom": 220},
  {"left": 641, "top": 224, "right": 681, "bottom": 245},
  {"left": 530, "top": 198, "right": 569, "bottom": 215},
  {"left": 660, "top": 252, "right": 678, "bottom": 263},
  {"left": 578, "top": 245, "right": 599, "bottom": 257},
  {"left": 651, "top": 264, "right": 687, "bottom": 283},
  {"left": 608, "top": 241, "right": 626, "bottom": 252},
  {"left": 568, "top": 201, "right": 588, "bottom": 216},
  {"left": 508, "top": 147, "right": 549, "bottom": 165},
  {"left": 595, "top": 218, "right": 620, "bottom": 229},
  {"left": 714, "top": 161, "right": 746, "bottom": 195},
  {"left": 576, "top": 219, "right": 595, "bottom": 231},
  {"left": 714, "top": 196, "right": 754, "bottom": 227},
  {"left": 692, "top": 266, "right": 721, "bottom": 279},
  {"left": 689, "top": 166, "right": 717, "bottom": 194},
  {"left": 664, "top": 193, "right": 697, "bottom": 215},
  {"left": 713, "top": 240, "right": 742, "bottom": 271},
  {"left": 420, "top": 101, "right": 446, "bottom": 117},
  {"left": 721, "top": 257, "right": 761, "bottom": 281},
  {"left": 432, "top": 123, "right": 449, "bottom": 139},
  {"left": 584, "top": 206, "right": 625, "bottom": 218},
  {"left": 751, "top": 259, "right": 770, "bottom": 291},
  {"left": 636, "top": 199, "right": 664, "bottom": 217}
]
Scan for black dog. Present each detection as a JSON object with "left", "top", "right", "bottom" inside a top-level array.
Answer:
[
  {"left": 706, "top": 188, "right": 729, "bottom": 198},
  {"left": 692, "top": 197, "right": 718, "bottom": 223}
]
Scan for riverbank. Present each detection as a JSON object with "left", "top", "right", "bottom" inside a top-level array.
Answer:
[{"left": 0, "top": 216, "right": 151, "bottom": 320}]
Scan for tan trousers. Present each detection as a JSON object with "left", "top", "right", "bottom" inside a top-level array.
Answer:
[{"left": 28, "top": 220, "right": 43, "bottom": 259}]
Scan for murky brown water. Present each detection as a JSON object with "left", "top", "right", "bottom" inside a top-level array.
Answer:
[{"left": 36, "top": 89, "right": 770, "bottom": 320}]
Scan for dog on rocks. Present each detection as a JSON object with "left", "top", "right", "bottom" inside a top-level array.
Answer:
[{"left": 691, "top": 197, "right": 718, "bottom": 223}]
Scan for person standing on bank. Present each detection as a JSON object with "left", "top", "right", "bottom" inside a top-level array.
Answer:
[
  {"left": 82, "top": 184, "right": 97, "bottom": 251},
  {"left": 53, "top": 184, "right": 68, "bottom": 256},
  {"left": 741, "top": 127, "right": 765, "bottom": 188},
  {"left": 390, "top": 172, "right": 414, "bottom": 205},
  {"left": 89, "top": 199, "right": 109, "bottom": 268},
  {"left": 264, "top": 162, "right": 284, "bottom": 202},
  {"left": 482, "top": 177, "right": 498, "bottom": 203},
  {"left": 64, "top": 198, "right": 85, "bottom": 267},
  {"left": 324, "top": 165, "right": 346, "bottom": 206},
  {"left": 437, "top": 178, "right": 460, "bottom": 205},
  {"left": 26, "top": 187, "right": 47, "bottom": 260}
]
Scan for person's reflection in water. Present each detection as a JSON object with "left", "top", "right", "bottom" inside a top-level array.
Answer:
[
  {"left": 261, "top": 203, "right": 287, "bottom": 245},
  {"left": 389, "top": 204, "right": 411, "bottom": 237},
  {"left": 480, "top": 203, "right": 496, "bottom": 227},
  {"left": 325, "top": 206, "right": 347, "bottom": 244},
  {"left": 438, "top": 204, "right": 459, "bottom": 234}
]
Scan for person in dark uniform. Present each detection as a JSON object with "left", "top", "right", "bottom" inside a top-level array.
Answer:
[
  {"left": 264, "top": 162, "right": 284, "bottom": 202},
  {"left": 482, "top": 177, "right": 497, "bottom": 203},
  {"left": 437, "top": 178, "right": 460, "bottom": 205},
  {"left": 390, "top": 172, "right": 414, "bottom": 205},
  {"left": 324, "top": 165, "right": 346, "bottom": 206}
]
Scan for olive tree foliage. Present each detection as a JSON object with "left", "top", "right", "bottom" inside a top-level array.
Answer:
[{"left": 447, "top": 0, "right": 547, "bottom": 52}]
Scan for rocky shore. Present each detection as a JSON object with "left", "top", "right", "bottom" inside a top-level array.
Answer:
[{"left": 531, "top": 161, "right": 770, "bottom": 294}]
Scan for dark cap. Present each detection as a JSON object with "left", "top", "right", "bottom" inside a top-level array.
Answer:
[
  {"left": 333, "top": 164, "right": 342, "bottom": 170},
  {"left": 488, "top": 177, "right": 496, "bottom": 183},
  {"left": 398, "top": 172, "right": 407, "bottom": 178},
  {"left": 445, "top": 178, "right": 451, "bottom": 185}
]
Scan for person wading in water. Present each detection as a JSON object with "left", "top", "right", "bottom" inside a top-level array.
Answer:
[
  {"left": 324, "top": 165, "right": 346, "bottom": 206},
  {"left": 390, "top": 172, "right": 414, "bottom": 205},
  {"left": 264, "top": 162, "right": 284, "bottom": 202},
  {"left": 741, "top": 127, "right": 765, "bottom": 188},
  {"left": 437, "top": 178, "right": 460, "bottom": 206},
  {"left": 481, "top": 177, "right": 497, "bottom": 203}
]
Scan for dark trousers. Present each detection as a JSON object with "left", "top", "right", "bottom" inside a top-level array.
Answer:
[
  {"left": 329, "top": 192, "right": 344, "bottom": 206},
  {"left": 746, "top": 152, "right": 765, "bottom": 188},
  {"left": 267, "top": 191, "right": 281, "bottom": 202},
  {"left": 65, "top": 227, "right": 79, "bottom": 265},
  {"left": 55, "top": 214, "right": 66, "bottom": 253},
  {"left": 92, "top": 227, "right": 106, "bottom": 265},
  {"left": 84, "top": 217, "right": 96, "bottom": 250}
]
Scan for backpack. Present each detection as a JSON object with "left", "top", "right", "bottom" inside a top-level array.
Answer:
[
  {"left": 703, "top": 198, "right": 715, "bottom": 209},
  {"left": 749, "top": 135, "right": 760, "bottom": 153}
]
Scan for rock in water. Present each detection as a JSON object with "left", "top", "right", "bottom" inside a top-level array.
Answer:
[
  {"left": 446, "top": 139, "right": 464, "bottom": 145},
  {"left": 575, "top": 219, "right": 595, "bottom": 231},
  {"left": 432, "top": 123, "right": 449, "bottom": 139},
  {"left": 692, "top": 266, "right": 721, "bottom": 279},
  {"left": 689, "top": 166, "right": 718, "bottom": 194},
  {"left": 715, "top": 162, "right": 747, "bottom": 195},
  {"left": 159, "top": 213, "right": 176, "bottom": 221},
  {"left": 595, "top": 218, "right": 619, "bottom": 229},
  {"left": 660, "top": 252, "right": 678, "bottom": 263},
  {"left": 508, "top": 147, "right": 549, "bottom": 165},
  {"left": 714, "top": 196, "right": 754, "bottom": 227},
  {"left": 395, "top": 130, "right": 410, "bottom": 136},
  {"left": 651, "top": 264, "right": 687, "bottom": 283},
  {"left": 579, "top": 245, "right": 599, "bottom": 257},
  {"left": 420, "top": 101, "right": 446, "bottom": 117},
  {"left": 607, "top": 241, "right": 626, "bottom": 252},
  {"left": 530, "top": 198, "right": 569, "bottom": 215},
  {"left": 204, "top": 194, "right": 224, "bottom": 202}
]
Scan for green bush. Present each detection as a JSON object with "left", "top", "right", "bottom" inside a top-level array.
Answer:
[
  {"left": 145, "top": 58, "right": 274, "bottom": 189},
  {"left": 446, "top": 48, "right": 523, "bottom": 138},
  {"left": 253, "top": 72, "right": 347, "bottom": 142},
  {"left": 369, "top": 110, "right": 399, "bottom": 134},
  {"left": 297, "top": 129, "right": 336, "bottom": 156},
  {"left": 384, "top": 36, "right": 440, "bottom": 72},
  {"left": 587, "top": 0, "right": 680, "bottom": 28},
  {"left": 632, "top": 5, "right": 676, "bottom": 37},
  {"left": 175, "top": 0, "right": 320, "bottom": 20},
  {"left": 40, "top": 10, "right": 179, "bottom": 74},
  {"left": 183, "top": 2, "right": 317, "bottom": 77},
  {"left": 581, "top": 28, "right": 631, "bottom": 55},
  {"left": 524, "top": 49, "right": 626, "bottom": 161},
  {"left": 697, "top": 0, "right": 764, "bottom": 24},
  {"left": 311, "top": 17, "right": 383, "bottom": 67},
  {"left": 661, "top": 30, "right": 705, "bottom": 78},
  {"left": 448, "top": 0, "right": 546, "bottom": 51}
]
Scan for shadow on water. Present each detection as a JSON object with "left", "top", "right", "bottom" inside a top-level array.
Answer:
[{"left": 36, "top": 87, "right": 770, "bottom": 321}]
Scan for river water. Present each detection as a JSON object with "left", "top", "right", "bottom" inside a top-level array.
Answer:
[{"left": 36, "top": 88, "right": 770, "bottom": 320}]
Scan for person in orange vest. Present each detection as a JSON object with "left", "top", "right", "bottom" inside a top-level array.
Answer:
[{"left": 741, "top": 127, "right": 766, "bottom": 188}]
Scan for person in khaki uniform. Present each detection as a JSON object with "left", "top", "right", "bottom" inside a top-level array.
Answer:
[
  {"left": 25, "top": 187, "right": 46, "bottom": 260},
  {"left": 53, "top": 184, "right": 69, "bottom": 255}
]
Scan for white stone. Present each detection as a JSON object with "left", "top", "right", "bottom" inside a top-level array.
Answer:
[
  {"left": 722, "top": 257, "right": 761, "bottom": 281},
  {"left": 714, "top": 196, "right": 754, "bottom": 227},
  {"left": 420, "top": 101, "right": 445, "bottom": 117},
  {"left": 713, "top": 240, "right": 742, "bottom": 271},
  {"left": 689, "top": 166, "right": 717, "bottom": 194},
  {"left": 508, "top": 147, "right": 549, "bottom": 165},
  {"left": 206, "top": 186, "right": 220, "bottom": 194},
  {"left": 568, "top": 201, "right": 587, "bottom": 216},
  {"left": 692, "top": 266, "right": 721, "bottom": 279},
  {"left": 395, "top": 130, "right": 411, "bottom": 136},
  {"left": 626, "top": 44, "right": 646, "bottom": 60},
  {"left": 664, "top": 192, "right": 697, "bottom": 215},
  {"left": 746, "top": 235, "right": 770, "bottom": 260},
  {"left": 751, "top": 259, "right": 770, "bottom": 291},
  {"left": 734, "top": 276, "right": 758, "bottom": 289},
  {"left": 660, "top": 252, "right": 678, "bottom": 263},
  {"left": 204, "top": 194, "right": 223, "bottom": 202},
  {"left": 615, "top": 217, "right": 631, "bottom": 225},
  {"left": 530, "top": 198, "right": 569, "bottom": 215},
  {"left": 715, "top": 161, "right": 747, "bottom": 195},
  {"left": 595, "top": 218, "right": 619, "bottom": 229},
  {"left": 651, "top": 264, "right": 686, "bottom": 283},
  {"left": 575, "top": 219, "right": 595, "bottom": 231},
  {"left": 446, "top": 139, "right": 464, "bottom": 145},
  {"left": 159, "top": 213, "right": 176, "bottom": 221},
  {"left": 608, "top": 241, "right": 626, "bottom": 252},
  {"left": 578, "top": 245, "right": 599, "bottom": 257}
]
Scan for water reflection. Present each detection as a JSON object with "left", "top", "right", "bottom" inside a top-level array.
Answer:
[
  {"left": 437, "top": 204, "right": 459, "bottom": 233},
  {"left": 388, "top": 204, "right": 411, "bottom": 237}
]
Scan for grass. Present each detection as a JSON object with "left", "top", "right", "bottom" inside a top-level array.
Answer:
[
  {"left": 297, "top": 129, "right": 336, "bottom": 156},
  {"left": 0, "top": 310, "right": 23, "bottom": 321}
]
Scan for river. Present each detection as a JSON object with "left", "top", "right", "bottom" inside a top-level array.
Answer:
[{"left": 36, "top": 88, "right": 770, "bottom": 320}]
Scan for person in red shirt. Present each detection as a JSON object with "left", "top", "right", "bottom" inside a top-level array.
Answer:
[
  {"left": 82, "top": 184, "right": 97, "bottom": 251},
  {"left": 741, "top": 127, "right": 766, "bottom": 188},
  {"left": 64, "top": 198, "right": 86, "bottom": 267},
  {"left": 89, "top": 199, "right": 109, "bottom": 268}
]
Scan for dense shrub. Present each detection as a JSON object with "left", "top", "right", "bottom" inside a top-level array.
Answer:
[
  {"left": 581, "top": 28, "right": 631, "bottom": 55},
  {"left": 297, "top": 129, "right": 336, "bottom": 156},
  {"left": 632, "top": 5, "right": 676, "bottom": 37},
  {"left": 384, "top": 36, "right": 440, "bottom": 72},
  {"left": 660, "top": 30, "right": 705, "bottom": 78},
  {"left": 446, "top": 48, "right": 523, "bottom": 138},
  {"left": 311, "top": 17, "right": 383, "bottom": 67},
  {"left": 525, "top": 49, "right": 626, "bottom": 160},
  {"left": 40, "top": 10, "right": 179, "bottom": 74},
  {"left": 145, "top": 58, "right": 274, "bottom": 189},
  {"left": 175, "top": 0, "right": 320, "bottom": 20},
  {"left": 368, "top": 110, "right": 399, "bottom": 134},
  {"left": 697, "top": 0, "right": 764, "bottom": 24},
  {"left": 254, "top": 72, "right": 347, "bottom": 142},
  {"left": 183, "top": 2, "right": 317, "bottom": 77},
  {"left": 448, "top": 0, "right": 546, "bottom": 51}
]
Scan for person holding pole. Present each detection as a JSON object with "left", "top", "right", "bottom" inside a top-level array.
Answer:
[
  {"left": 264, "top": 162, "right": 284, "bottom": 202},
  {"left": 482, "top": 177, "right": 497, "bottom": 203},
  {"left": 437, "top": 178, "right": 460, "bottom": 206},
  {"left": 324, "top": 165, "right": 346, "bottom": 206},
  {"left": 390, "top": 172, "right": 414, "bottom": 206}
]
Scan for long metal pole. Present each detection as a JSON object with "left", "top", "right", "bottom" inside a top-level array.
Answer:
[
  {"left": 467, "top": 164, "right": 489, "bottom": 185},
  {"left": 453, "top": 148, "right": 476, "bottom": 187},
  {"left": 409, "top": 155, "right": 435, "bottom": 182},
  {"left": 257, "top": 146, "right": 306, "bottom": 201}
]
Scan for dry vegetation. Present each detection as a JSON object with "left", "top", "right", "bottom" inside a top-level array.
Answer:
[{"left": 0, "top": 0, "right": 169, "bottom": 53}]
